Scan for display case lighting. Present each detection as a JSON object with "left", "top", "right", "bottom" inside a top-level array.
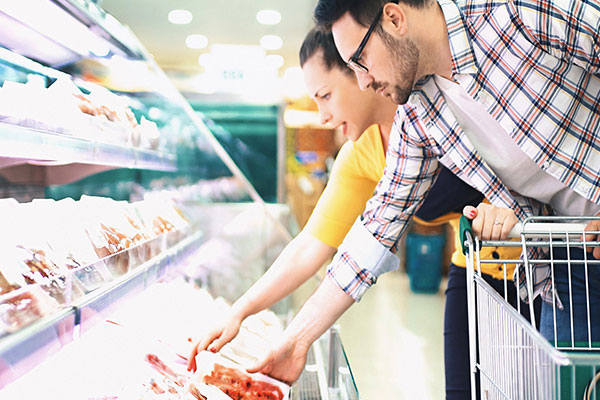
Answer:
[
  {"left": 256, "top": 10, "right": 281, "bottom": 25},
  {"left": 0, "top": 1, "right": 118, "bottom": 66},
  {"left": 168, "top": 9, "right": 192, "bottom": 25},
  {"left": 259, "top": 35, "right": 283, "bottom": 51},
  {"left": 186, "top": 34, "right": 208, "bottom": 50}
]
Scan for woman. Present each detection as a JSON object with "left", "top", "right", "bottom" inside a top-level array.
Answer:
[
  {"left": 187, "top": 27, "right": 397, "bottom": 371},
  {"left": 187, "top": 28, "right": 521, "bottom": 399}
]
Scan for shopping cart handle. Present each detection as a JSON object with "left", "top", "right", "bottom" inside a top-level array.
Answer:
[
  {"left": 459, "top": 216, "right": 473, "bottom": 255},
  {"left": 459, "top": 216, "right": 590, "bottom": 249}
]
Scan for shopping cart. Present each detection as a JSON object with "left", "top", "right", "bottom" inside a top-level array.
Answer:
[{"left": 461, "top": 216, "right": 600, "bottom": 400}]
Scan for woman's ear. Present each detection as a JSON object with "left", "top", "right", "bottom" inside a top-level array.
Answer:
[{"left": 381, "top": 3, "right": 408, "bottom": 36}]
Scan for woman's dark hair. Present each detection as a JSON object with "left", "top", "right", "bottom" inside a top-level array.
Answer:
[
  {"left": 299, "top": 27, "right": 352, "bottom": 75},
  {"left": 314, "top": 0, "right": 429, "bottom": 30}
]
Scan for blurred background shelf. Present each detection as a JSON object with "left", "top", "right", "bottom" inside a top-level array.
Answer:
[{"left": 0, "top": 122, "right": 176, "bottom": 185}]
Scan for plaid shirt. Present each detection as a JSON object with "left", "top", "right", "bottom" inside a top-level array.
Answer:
[{"left": 327, "top": 0, "right": 600, "bottom": 303}]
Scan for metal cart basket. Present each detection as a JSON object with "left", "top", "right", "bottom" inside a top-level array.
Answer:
[{"left": 461, "top": 216, "right": 600, "bottom": 399}]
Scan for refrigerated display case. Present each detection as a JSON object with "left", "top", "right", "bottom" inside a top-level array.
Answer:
[{"left": 0, "top": 1, "right": 360, "bottom": 398}]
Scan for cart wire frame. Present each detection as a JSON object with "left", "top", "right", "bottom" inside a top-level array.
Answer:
[{"left": 462, "top": 216, "right": 600, "bottom": 400}]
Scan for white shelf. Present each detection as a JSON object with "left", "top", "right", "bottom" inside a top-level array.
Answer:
[{"left": 0, "top": 122, "right": 176, "bottom": 184}]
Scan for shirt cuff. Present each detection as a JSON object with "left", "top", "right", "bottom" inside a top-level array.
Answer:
[{"left": 326, "top": 218, "right": 400, "bottom": 302}]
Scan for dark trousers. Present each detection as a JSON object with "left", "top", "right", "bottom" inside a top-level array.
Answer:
[
  {"left": 444, "top": 264, "right": 539, "bottom": 400},
  {"left": 539, "top": 247, "right": 600, "bottom": 344}
]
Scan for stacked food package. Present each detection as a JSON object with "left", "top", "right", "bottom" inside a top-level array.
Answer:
[
  {"left": 0, "top": 196, "right": 189, "bottom": 337},
  {"left": 0, "top": 77, "right": 161, "bottom": 150}
]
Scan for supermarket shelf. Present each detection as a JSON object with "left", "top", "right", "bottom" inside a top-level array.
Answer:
[
  {"left": 55, "top": 0, "right": 147, "bottom": 60},
  {"left": 0, "top": 306, "right": 76, "bottom": 387},
  {"left": 74, "top": 230, "right": 204, "bottom": 328},
  {"left": 0, "top": 230, "right": 203, "bottom": 388},
  {"left": 291, "top": 326, "right": 360, "bottom": 400},
  {"left": 0, "top": 122, "right": 176, "bottom": 184}
]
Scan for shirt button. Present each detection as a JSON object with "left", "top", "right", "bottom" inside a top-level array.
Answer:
[
  {"left": 542, "top": 161, "right": 550, "bottom": 170},
  {"left": 577, "top": 182, "right": 592, "bottom": 193}
]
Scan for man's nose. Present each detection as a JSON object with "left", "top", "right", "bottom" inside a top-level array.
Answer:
[{"left": 355, "top": 71, "right": 373, "bottom": 91}]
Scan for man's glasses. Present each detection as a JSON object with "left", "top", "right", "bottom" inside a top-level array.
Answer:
[{"left": 347, "top": 2, "right": 398, "bottom": 74}]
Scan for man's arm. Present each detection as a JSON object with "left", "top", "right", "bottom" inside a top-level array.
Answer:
[
  {"left": 328, "top": 106, "right": 441, "bottom": 301},
  {"left": 246, "top": 278, "right": 354, "bottom": 383},
  {"left": 248, "top": 106, "right": 441, "bottom": 384}
]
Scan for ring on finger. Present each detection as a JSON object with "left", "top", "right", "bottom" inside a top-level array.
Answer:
[{"left": 493, "top": 221, "right": 503, "bottom": 226}]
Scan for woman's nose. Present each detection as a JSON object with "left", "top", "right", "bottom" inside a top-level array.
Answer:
[{"left": 320, "top": 111, "right": 332, "bottom": 125}]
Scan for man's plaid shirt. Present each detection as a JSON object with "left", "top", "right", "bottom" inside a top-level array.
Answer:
[{"left": 327, "top": 0, "right": 600, "bottom": 304}]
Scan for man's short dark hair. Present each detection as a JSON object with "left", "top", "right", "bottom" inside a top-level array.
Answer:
[
  {"left": 314, "top": 0, "right": 430, "bottom": 30},
  {"left": 299, "top": 27, "right": 352, "bottom": 75}
]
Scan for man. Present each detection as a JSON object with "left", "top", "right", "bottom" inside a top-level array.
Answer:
[{"left": 248, "top": 0, "right": 600, "bottom": 395}]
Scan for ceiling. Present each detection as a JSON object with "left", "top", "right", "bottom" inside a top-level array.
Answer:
[{"left": 100, "top": 0, "right": 319, "bottom": 76}]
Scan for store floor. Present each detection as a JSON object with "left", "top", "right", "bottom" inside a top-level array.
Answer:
[{"left": 337, "top": 270, "right": 447, "bottom": 400}]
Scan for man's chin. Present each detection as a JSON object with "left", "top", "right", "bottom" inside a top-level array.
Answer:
[{"left": 391, "top": 91, "right": 411, "bottom": 105}]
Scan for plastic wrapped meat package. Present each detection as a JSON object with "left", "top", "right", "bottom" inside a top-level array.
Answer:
[
  {"left": 192, "top": 351, "right": 289, "bottom": 400},
  {"left": 134, "top": 196, "right": 189, "bottom": 248},
  {"left": 219, "top": 311, "right": 283, "bottom": 367},
  {"left": 0, "top": 79, "right": 69, "bottom": 136},
  {"left": 0, "top": 200, "right": 60, "bottom": 334},
  {"left": 0, "top": 76, "right": 162, "bottom": 150},
  {"left": 1, "top": 200, "right": 83, "bottom": 304},
  {"left": 38, "top": 198, "right": 113, "bottom": 293},
  {"left": 0, "top": 285, "right": 59, "bottom": 337},
  {"left": 122, "top": 202, "right": 159, "bottom": 262},
  {"left": 77, "top": 196, "right": 143, "bottom": 276}
]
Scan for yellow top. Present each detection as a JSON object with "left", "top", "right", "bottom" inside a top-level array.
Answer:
[
  {"left": 304, "top": 124, "right": 385, "bottom": 248},
  {"left": 304, "top": 124, "right": 519, "bottom": 280}
]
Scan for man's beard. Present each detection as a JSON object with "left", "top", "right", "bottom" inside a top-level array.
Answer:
[{"left": 377, "top": 29, "right": 420, "bottom": 105}]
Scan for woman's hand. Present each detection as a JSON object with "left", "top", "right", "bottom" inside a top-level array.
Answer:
[
  {"left": 187, "top": 309, "right": 244, "bottom": 372},
  {"left": 463, "top": 203, "right": 518, "bottom": 241}
]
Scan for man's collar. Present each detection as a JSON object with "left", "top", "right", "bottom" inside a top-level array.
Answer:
[{"left": 438, "top": 0, "right": 478, "bottom": 77}]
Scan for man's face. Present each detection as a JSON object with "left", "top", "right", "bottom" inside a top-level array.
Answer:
[{"left": 332, "top": 10, "right": 420, "bottom": 105}]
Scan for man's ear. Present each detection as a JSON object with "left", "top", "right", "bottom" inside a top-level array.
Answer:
[{"left": 381, "top": 3, "right": 407, "bottom": 37}]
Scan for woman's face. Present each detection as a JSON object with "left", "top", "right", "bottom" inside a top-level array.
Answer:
[{"left": 303, "top": 52, "right": 392, "bottom": 141}]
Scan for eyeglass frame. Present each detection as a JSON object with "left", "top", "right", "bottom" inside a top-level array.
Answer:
[{"left": 346, "top": 1, "right": 398, "bottom": 74}]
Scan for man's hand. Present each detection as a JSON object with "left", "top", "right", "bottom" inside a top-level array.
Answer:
[
  {"left": 463, "top": 203, "right": 518, "bottom": 241},
  {"left": 584, "top": 216, "right": 600, "bottom": 259},
  {"left": 245, "top": 335, "right": 309, "bottom": 385},
  {"left": 187, "top": 310, "right": 244, "bottom": 372}
]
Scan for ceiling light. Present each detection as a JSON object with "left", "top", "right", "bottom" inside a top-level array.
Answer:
[
  {"left": 186, "top": 34, "right": 208, "bottom": 49},
  {"left": 260, "top": 35, "right": 282, "bottom": 51},
  {"left": 168, "top": 9, "right": 192, "bottom": 25},
  {"left": 265, "top": 54, "right": 284, "bottom": 69},
  {"left": 256, "top": 10, "right": 281, "bottom": 25}
]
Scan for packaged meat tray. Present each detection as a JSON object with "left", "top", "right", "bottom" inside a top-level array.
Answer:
[
  {"left": 192, "top": 351, "right": 290, "bottom": 400},
  {"left": 0, "top": 285, "right": 59, "bottom": 336}
]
